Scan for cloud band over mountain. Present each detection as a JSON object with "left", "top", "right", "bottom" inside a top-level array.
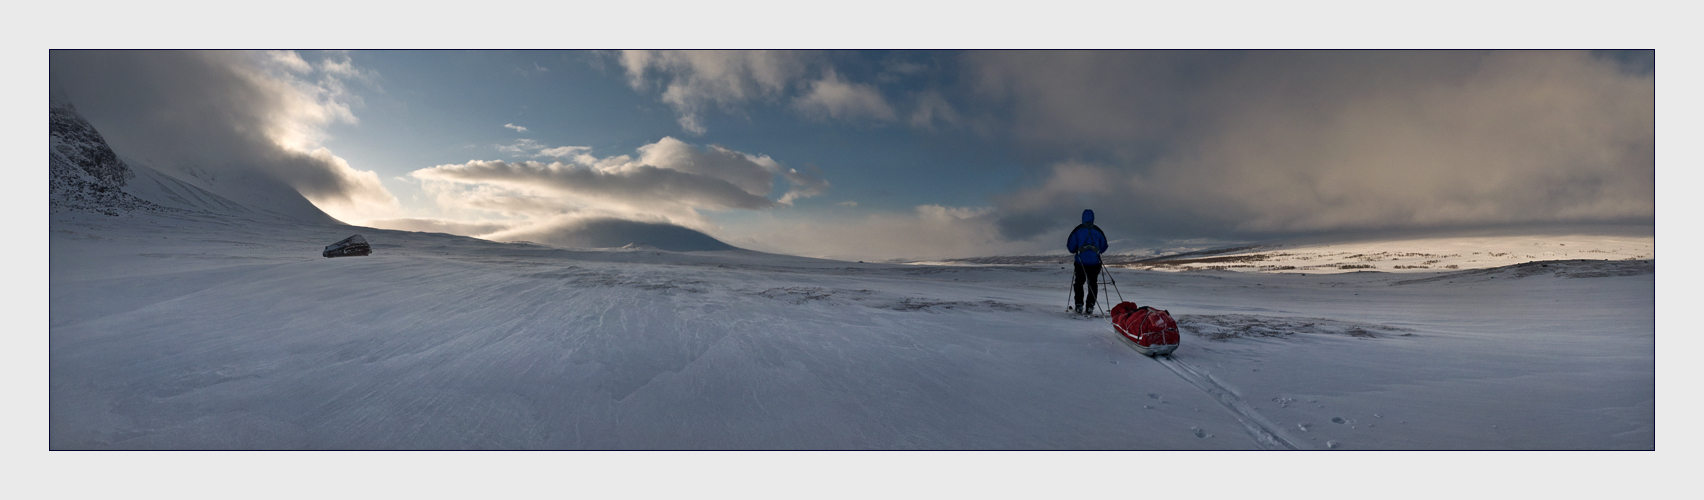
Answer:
[
  {"left": 407, "top": 136, "right": 829, "bottom": 244},
  {"left": 49, "top": 50, "right": 401, "bottom": 224}
]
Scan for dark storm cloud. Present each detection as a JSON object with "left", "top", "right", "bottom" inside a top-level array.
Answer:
[
  {"left": 48, "top": 50, "right": 397, "bottom": 221},
  {"left": 969, "top": 51, "right": 1654, "bottom": 242}
]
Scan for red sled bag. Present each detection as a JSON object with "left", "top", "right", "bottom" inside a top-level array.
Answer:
[{"left": 1110, "top": 302, "right": 1180, "bottom": 356}]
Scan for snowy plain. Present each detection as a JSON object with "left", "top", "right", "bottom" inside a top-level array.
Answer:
[
  {"left": 40, "top": 104, "right": 1677, "bottom": 498},
  {"left": 50, "top": 205, "right": 1654, "bottom": 451}
]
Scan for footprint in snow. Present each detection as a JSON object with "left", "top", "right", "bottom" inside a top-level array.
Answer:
[
  {"left": 1148, "top": 393, "right": 1160, "bottom": 399},
  {"left": 1331, "top": 417, "right": 1346, "bottom": 424},
  {"left": 1191, "top": 426, "right": 1208, "bottom": 438}
]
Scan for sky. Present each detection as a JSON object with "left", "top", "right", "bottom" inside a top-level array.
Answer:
[{"left": 48, "top": 50, "right": 1654, "bottom": 261}]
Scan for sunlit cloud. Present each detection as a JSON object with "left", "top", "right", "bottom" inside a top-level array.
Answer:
[
  {"left": 362, "top": 217, "right": 515, "bottom": 237},
  {"left": 49, "top": 50, "right": 402, "bottom": 224},
  {"left": 539, "top": 146, "right": 591, "bottom": 158},
  {"left": 479, "top": 214, "right": 735, "bottom": 251},
  {"left": 496, "top": 140, "right": 590, "bottom": 160},
  {"left": 409, "top": 137, "right": 829, "bottom": 238},
  {"left": 504, "top": 123, "right": 528, "bottom": 133},
  {"left": 722, "top": 204, "right": 1043, "bottom": 261},
  {"left": 496, "top": 138, "right": 545, "bottom": 156}
]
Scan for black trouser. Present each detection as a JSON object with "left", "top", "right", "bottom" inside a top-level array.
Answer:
[{"left": 1073, "top": 262, "right": 1102, "bottom": 311}]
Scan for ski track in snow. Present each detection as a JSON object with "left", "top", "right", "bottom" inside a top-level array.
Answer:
[{"left": 1149, "top": 354, "right": 1302, "bottom": 450}]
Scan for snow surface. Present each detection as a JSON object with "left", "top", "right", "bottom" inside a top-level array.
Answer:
[
  {"left": 50, "top": 207, "right": 1654, "bottom": 450},
  {"left": 37, "top": 102, "right": 1670, "bottom": 500},
  {"left": 31, "top": 73, "right": 1685, "bottom": 500},
  {"left": 1122, "top": 232, "right": 1655, "bottom": 274}
]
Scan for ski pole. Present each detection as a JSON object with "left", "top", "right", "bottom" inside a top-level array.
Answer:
[
  {"left": 1106, "top": 267, "right": 1124, "bottom": 303},
  {"left": 1067, "top": 262, "right": 1079, "bottom": 312},
  {"left": 1066, "top": 274, "right": 1074, "bottom": 312},
  {"left": 1096, "top": 267, "right": 1123, "bottom": 318}
]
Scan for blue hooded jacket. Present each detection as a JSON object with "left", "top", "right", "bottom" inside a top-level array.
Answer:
[{"left": 1066, "top": 209, "right": 1108, "bottom": 265}]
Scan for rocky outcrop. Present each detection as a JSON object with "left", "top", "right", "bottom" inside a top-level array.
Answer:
[{"left": 49, "top": 103, "right": 168, "bottom": 216}]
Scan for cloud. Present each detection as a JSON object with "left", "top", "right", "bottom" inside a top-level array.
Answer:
[
  {"left": 792, "top": 69, "right": 898, "bottom": 122},
  {"left": 49, "top": 50, "right": 401, "bottom": 224},
  {"left": 538, "top": 146, "right": 591, "bottom": 158},
  {"left": 415, "top": 158, "right": 776, "bottom": 214},
  {"left": 619, "top": 50, "right": 907, "bottom": 133},
  {"left": 496, "top": 138, "right": 546, "bottom": 156},
  {"left": 266, "top": 50, "right": 314, "bottom": 73},
  {"left": 971, "top": 51, "right": 1654, "bottom": 241},
  {"left": 877, "top": 59, "right": 929, "bottom": 83},
  {"left": 908, "top": 90, "right": 963, "bottom": 129},
  {"left": 504, "top": 123, "right": 528, "bottom": 133},
  {"left": 722, "top": 204, "right": 1041, "bottom": 261},
  {"left": 409, "top": 137, "right": 828, "bottom": 233},
  {"left": 968, "top": 50, "right": 1199, "bottom": 152},
  {"left": 619, "top": 50, "right": 812, "bottom": 134},
  {"left": 495, "top": 140, "right": 591, "bottom": 160},
  {"left": 481, "top": 215, "right": 736, "bottom": 251},
  {"left": 362, "top": 217, "right": 515, "bottom": 237}
]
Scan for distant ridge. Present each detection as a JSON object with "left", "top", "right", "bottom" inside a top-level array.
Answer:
[
  {"left": 491, "top": 217, "right": 739, "bottom": 253},
  {"left": 926, "top": 229, "right": 1651, "bottom": 274}
]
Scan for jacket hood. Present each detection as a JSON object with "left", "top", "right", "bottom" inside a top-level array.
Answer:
[{"left": 1082, "top": 209, "right": 1095, "bottom": 224}]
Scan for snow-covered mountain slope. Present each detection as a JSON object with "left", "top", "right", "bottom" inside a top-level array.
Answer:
[
  {"left": 49, "top": 206, "right": 1654, "bottom": 450},
  {"left": 120, "top": 157, "right": 266, "bottom": 215},
  {"left": 49, "top": 102, "right": 340, "bottom": 225},
  {"left": 502, "top": 217, "right": 737, "bottom": 252},
  {"left": 50, "top": 103, "right": 167, "bottom": 216},
  {"left": 125, "top": 155, "right": 342, "bottom": 224}
]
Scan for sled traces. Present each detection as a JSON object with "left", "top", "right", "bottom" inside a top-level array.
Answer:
[{"left": 1152, "top": 355, "right": 1302, "bottom": 450}]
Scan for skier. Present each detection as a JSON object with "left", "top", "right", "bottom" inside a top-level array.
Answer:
[{"left": 1066, "top": 209, "right": 1109, "bottom": 315}]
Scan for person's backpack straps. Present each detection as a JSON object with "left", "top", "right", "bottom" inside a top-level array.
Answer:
[{"left": 1072, "top": 222, "right": 1102, "bottom": 258}]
